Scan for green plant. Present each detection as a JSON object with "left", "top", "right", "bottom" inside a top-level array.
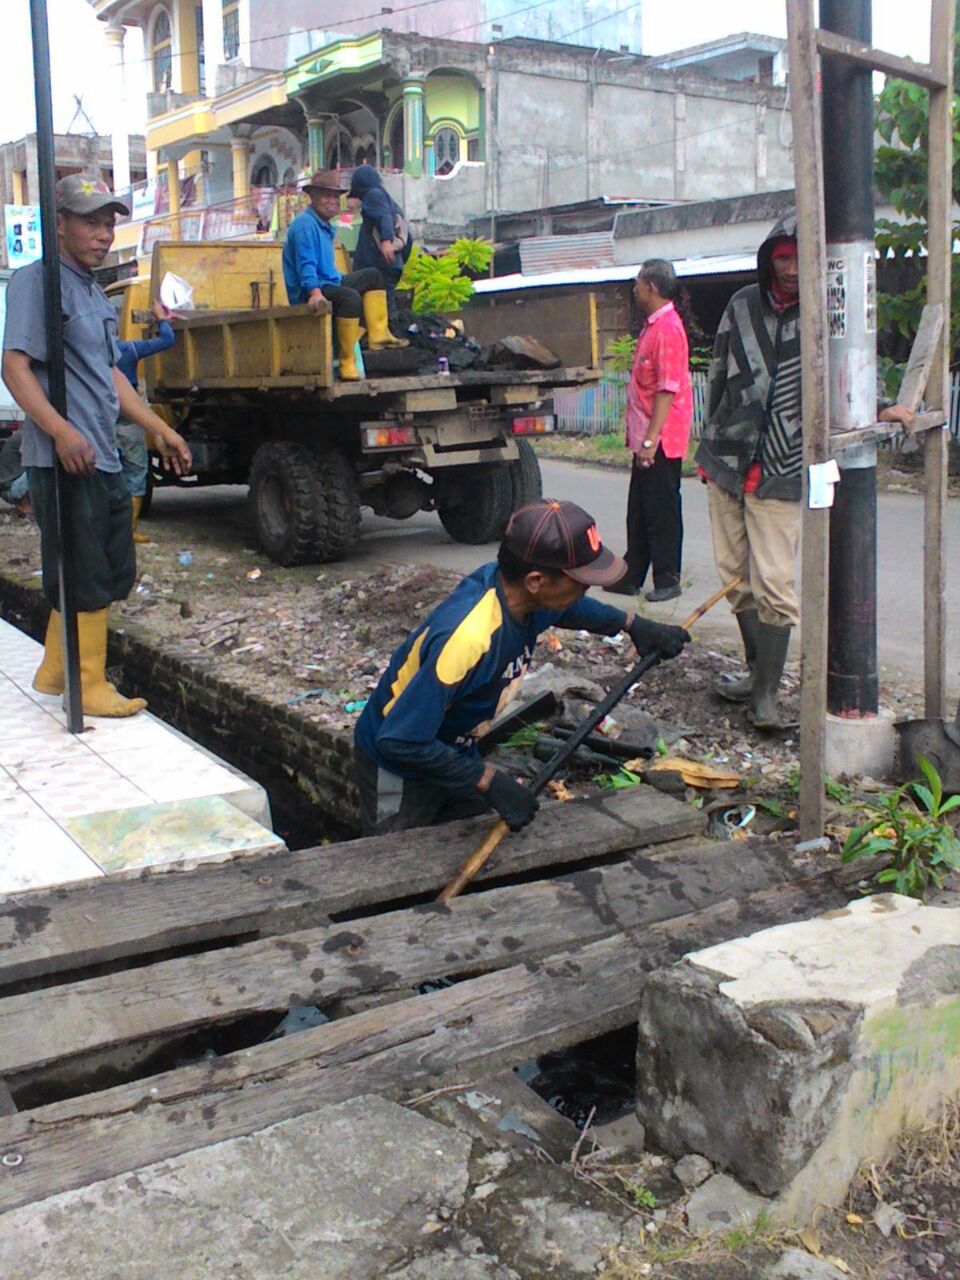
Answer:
[
  {"left": 630, "top": 1183, "right": 658, "bottom": 1210},
  {"left": 595, "top": 767, "right": 643, "bottom": 790},
  {"left": 501, "top": 722, "right": 545, "bottom": 750},
  {"left": 605, "top": 334, "right": 638, "bottom": 373},
  {"left": 841, "top": 756, "right": 960, "bottom": 899},
  {"left": 397, "top": 238, "right": 492, "bottom": 313},
  {"left": 824, "top": 776, "right": 853, "bottom": 806}
]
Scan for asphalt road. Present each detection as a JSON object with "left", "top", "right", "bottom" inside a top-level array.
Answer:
[{"left": 149, "top": 458, "right": 959, "bottom": 702}]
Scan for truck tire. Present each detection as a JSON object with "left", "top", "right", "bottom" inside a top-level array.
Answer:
[
  {"left": 249, "top": 441, "right": 325, "bottom": 566},
  {"left": 437, "top": 464, "right": 513, "bottom": 544},
  {"left": 313, "top": 447, "right": 361, "bottom": 562},
  {"left": 508, "top": 439, "right": 542, "bottom": 511}
]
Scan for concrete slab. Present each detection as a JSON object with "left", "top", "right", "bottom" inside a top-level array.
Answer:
[
  {"left": 824, "top": 708, "right": 896, "bottom": 781},
  {"left": 0, "top": 1096, "right": 473, "bottom": 1279},
  {"left": 684, "top": 1172, "right": 771, "bottom": 1236},
  {"left": 636, "top": 895, "right": 960, "bottom": 1223}
]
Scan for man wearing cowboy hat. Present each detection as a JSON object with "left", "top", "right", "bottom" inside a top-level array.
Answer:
[{"left": 282, "top": 169, "right": 407, "bottom": 380}]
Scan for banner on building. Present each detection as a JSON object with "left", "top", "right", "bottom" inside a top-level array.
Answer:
[{"left": 4, "top": 205, "right": 42, "bottom": 269}]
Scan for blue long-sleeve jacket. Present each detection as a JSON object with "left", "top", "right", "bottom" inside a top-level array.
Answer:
[
  {"left": 282, "top": 208, "right": 341, "bottom": 304},
  {"left": 349, "top": 164, "right": 412, "bottom": 276},
  {"left": 116, "top": 321, "right": 174, "bottom": 391},
  {"left": 355, "top": 562, "right": 627, "bottom": 794}
]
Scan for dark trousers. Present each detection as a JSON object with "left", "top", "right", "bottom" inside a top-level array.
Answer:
[
  {"left": 624, "top": 448, "right": 683, "bottom": 590},
  {"left": 355, "top": 745, "right": 489, "bottom": 837},
  {"left": 27, "top": 467, "right": 135, "bottom": 612},
  {"left": 321, "top": 268, "right": 384, "bottom": 319}
]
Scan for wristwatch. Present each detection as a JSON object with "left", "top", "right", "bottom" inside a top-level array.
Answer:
[{"left": 643, "top": 439, "right": 655, "bottom": 448}]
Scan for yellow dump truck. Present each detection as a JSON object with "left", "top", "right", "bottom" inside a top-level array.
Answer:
[{"left": 110, "top": 241, "right": 601, "bottom": 566}]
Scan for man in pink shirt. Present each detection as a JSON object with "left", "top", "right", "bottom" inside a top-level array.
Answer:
[{"left": 610, "top": 259, "right": 694, "bottom": 603}]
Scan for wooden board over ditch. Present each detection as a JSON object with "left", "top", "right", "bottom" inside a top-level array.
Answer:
[{"left": 0, "top": 787, "right": 858, "bottom": 1215}]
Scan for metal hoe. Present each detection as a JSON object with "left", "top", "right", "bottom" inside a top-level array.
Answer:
[{"left": 437, "top": 576, "right": 743, "bottom": 902}]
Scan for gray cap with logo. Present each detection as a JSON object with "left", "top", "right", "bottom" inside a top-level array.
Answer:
[{"left": 55, "top": 175, "right": 130, "bottom": 217}]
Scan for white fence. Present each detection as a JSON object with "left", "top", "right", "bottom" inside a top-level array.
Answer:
[{"left": 554, "top": 370, "right": 960, "bottom": 441}]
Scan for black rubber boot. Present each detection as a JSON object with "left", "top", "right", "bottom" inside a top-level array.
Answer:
[
  {"left": 747, "top": 622, "right": 792, "bottom": 731},
  {"left": 715, "top": 610, "right": 760, "bottom": 703}
]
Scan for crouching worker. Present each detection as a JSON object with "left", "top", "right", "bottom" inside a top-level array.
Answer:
[
  {"left": 282, "top": 169, "right": 407, "bottom": 382},
  {"left": 1, "top": 175, "right": 192, "bottom": 717},
  {"left": 354, "top": 499, "right": 690, "bottom": 836}
]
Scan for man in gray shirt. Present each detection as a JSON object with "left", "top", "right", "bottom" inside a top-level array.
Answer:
[{"left": 2, "top": 174, "right": 191, "bottom": 717}]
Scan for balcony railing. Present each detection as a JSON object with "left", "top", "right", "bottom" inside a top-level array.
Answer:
[{"left": 138, "top": 186, "right": 305, "bottom": 254}]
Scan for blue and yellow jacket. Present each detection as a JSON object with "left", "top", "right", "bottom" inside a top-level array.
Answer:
[
  {"left": 355, "top": 562, "right": 627, "bottom": 794},
  {"left": 282, "top": 208, "right": 341, "bottom": 304}
]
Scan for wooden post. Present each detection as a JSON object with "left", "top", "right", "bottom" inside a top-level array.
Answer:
[
  {"left": 923, "top": 0, "right": 954, "bottom": 721},
  {"left": 787, "top": 0, "right": 832, "bottom": 840}
]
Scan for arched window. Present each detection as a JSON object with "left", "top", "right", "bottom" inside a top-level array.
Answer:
[
  {"left": 325, "top": 131, "right": 352, "bottom": 170},
  {"left": 152, "top": 9, "right": 173, "bottom": 93},
  {"left": 433, "top": 127, "right": 460, "bottom": 176},
  {"left": 251, "top": 155, "right": 278, "bottom": 187}
]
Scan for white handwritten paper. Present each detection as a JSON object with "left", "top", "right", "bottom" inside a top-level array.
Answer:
[{"left": 808, "top": 460, "right": 841, "bottom": 509}]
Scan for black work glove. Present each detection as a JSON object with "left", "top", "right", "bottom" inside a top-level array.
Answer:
[
  {"left": 627, "top": 615, "right": 690, "bottom": 660},
  {"left": 486, "top": 771, "right": 539, "bottom": 832}
]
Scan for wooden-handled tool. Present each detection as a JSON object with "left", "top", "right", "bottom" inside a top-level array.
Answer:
[{"left": 437, "top": 576, "right": 742, "bottom": 903}]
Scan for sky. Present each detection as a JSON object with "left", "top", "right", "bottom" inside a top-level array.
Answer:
[{"left": 1, "top": 0, "right": 935, "bottom": 146}]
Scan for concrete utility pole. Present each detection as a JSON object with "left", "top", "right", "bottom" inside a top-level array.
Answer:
[{"left": 820, "top": 0, "right": 879, "bottom": 720}]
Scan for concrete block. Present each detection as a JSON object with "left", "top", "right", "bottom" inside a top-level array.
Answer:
[
  {"left": 684, "top": 1173, "right": 771, "bottom": 1236},
  {"left": 420, "top": 1072, "right": 579, "bottom": 1164},
  {"left": 0, "top": 1096, "right": 472, "bottom": 1279},
  {"left": 824, "top": 707, "right": 896, "bottom": 781},
  {"left": 636, "top": 895, "right": 960, "bottom": 1223}
]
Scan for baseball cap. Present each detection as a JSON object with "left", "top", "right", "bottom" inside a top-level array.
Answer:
[
  {"left": 56, "top": 175, "right": 130, "bottom": 217},
  {"left": 502, "top": 499, "right": 627, "bottom": 587},
  {"left": 300, "top": 169, "right": 346, "bottom": 194}
]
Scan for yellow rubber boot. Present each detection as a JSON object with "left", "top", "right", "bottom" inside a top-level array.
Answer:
[
  {"left": 131, "top": 495, "right": 150, "bottom": 544},
  {"left": 33, "top": 609, "right": 65, "bottom": 695},
  {"left": 336, "top": 318, "right": 363, "bottom": 381},
  {"left": 77, "top": 609, "right": 146, "bottom": 717},
  {"left": 362, "top": 290, "right": 408, "bottom": 350}
]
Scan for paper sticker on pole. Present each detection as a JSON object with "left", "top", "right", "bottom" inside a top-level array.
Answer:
[{"left": 827, "top": 257, "right": 847, "bottom": 338}]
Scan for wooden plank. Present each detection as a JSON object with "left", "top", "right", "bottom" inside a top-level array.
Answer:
[
  {"left": 0, "top": 873, "right": 850, "bottom": 1214},
  {"left": 0, "top": 838, "right": 802, "bottom": 1083},
  {"left": 787, "top": 0, "right": 831, "bottom": 840},
  {"left": 897, "top": 303, "right": 944, "bottom": 412},
  {"left": 0, "top": 789, "right": 704, "bottom": 987},
  {"left": 922, "top": 0, "right": 955, "bottom": 720},
  {"left": 829, "top": 409, "right": 946, "bottom": 451},
  {"left": 399, "top": 389, "right": 459, "bottom": 412},
  {"left": 814, "top": 30, "right": 947, "bottom": 89}
]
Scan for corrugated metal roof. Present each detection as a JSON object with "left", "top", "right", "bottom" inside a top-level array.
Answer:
[
  {"left": 518, "top": 232, "right": 615, "bottom": 275},
  {"left": 474, "top": 253, "right": 757, "bottom": 294}
]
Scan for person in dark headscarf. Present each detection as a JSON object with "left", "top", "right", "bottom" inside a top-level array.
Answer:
[{"left": 347, "top": 164, "right": 413, "bottom": 316}]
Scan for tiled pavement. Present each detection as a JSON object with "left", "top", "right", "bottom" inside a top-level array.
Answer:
[{"left": 0, "top": 618, "right": 283, "bottom": 895}]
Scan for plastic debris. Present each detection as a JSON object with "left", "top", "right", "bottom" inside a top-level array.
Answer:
[
  {"left": 178, "top": 551, "right": 193, "bottom": 566},
  {"left": 246, "top": 567, "right": 262, "bottom": 581},
  {"left": 344, "top": 699, "right": 368, "bottom": 714}
]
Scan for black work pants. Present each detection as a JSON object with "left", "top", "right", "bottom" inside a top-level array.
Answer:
[
  {"left": 624, "top": 448, "right": 683, "bottom": 590},
  {"left": 354, "top": 745, "right": 489, "bottom": 837},
  {"left": 321, "top": 268, "right": 384, "bottom": 319},
  {"left": 27, "top": 467, "right": 135, "bottom": 612}
]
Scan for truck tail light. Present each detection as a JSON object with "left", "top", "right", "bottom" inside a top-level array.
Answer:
[
  {"left": 511, "top": 414, "right": 555, "bottom": 436},
  {"left": 363, "top": 424, "right": 418, "bottom": 449}
]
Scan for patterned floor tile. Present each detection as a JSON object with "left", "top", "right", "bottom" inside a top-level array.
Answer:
[{"left": 63, "top": 795, "right": 284, "bottom": 874}]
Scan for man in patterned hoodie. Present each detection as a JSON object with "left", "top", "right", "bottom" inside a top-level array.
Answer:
[{"left": 695, "top": 212, "right": 909, "bottom": 731}]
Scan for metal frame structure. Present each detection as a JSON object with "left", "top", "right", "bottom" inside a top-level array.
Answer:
[{"left": 786, "top": 0, "right": 956, "bottom": 837}]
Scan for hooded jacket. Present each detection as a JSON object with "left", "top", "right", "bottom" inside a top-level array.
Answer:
[
  {"left": 695, "top": 212, "right": 802, "bottom": 501},
  {"left": 348, "top": 164, "right": 412, "bottom": 276}
]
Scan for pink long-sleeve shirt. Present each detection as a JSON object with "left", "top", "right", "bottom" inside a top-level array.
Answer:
[{"left": 624, "top": 301, "right": 693, "bottom": 459}]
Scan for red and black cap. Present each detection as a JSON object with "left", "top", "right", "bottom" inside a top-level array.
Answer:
[{"left": 502, "top": 499, "right": 627, "bottom": 587}]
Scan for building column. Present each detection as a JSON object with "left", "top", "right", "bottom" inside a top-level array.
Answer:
[
  {"left": 166, "top": 157, "right": 181, "bottom": 237},
  {"left": 201, "top": 0, "right": 225, "bottom": 96},
  {"left": 231, "top": 137, "right": 251, "bottom": 200},
  {"left": 401, "top": 77, "right": 424, "bottom": 177},
  {"left": 307, "top": 118, "right": 323, "bottom": 172},
  {"left": 104, "top": 22, "right": 131, "bottom": 193}
]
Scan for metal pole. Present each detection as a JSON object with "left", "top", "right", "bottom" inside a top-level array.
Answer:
[
  {"left": 820, "top": 0, "right": 879, "bottom": 718},
  {"left": 28, "top": 0, "right": 83, "bottom": 732}
]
